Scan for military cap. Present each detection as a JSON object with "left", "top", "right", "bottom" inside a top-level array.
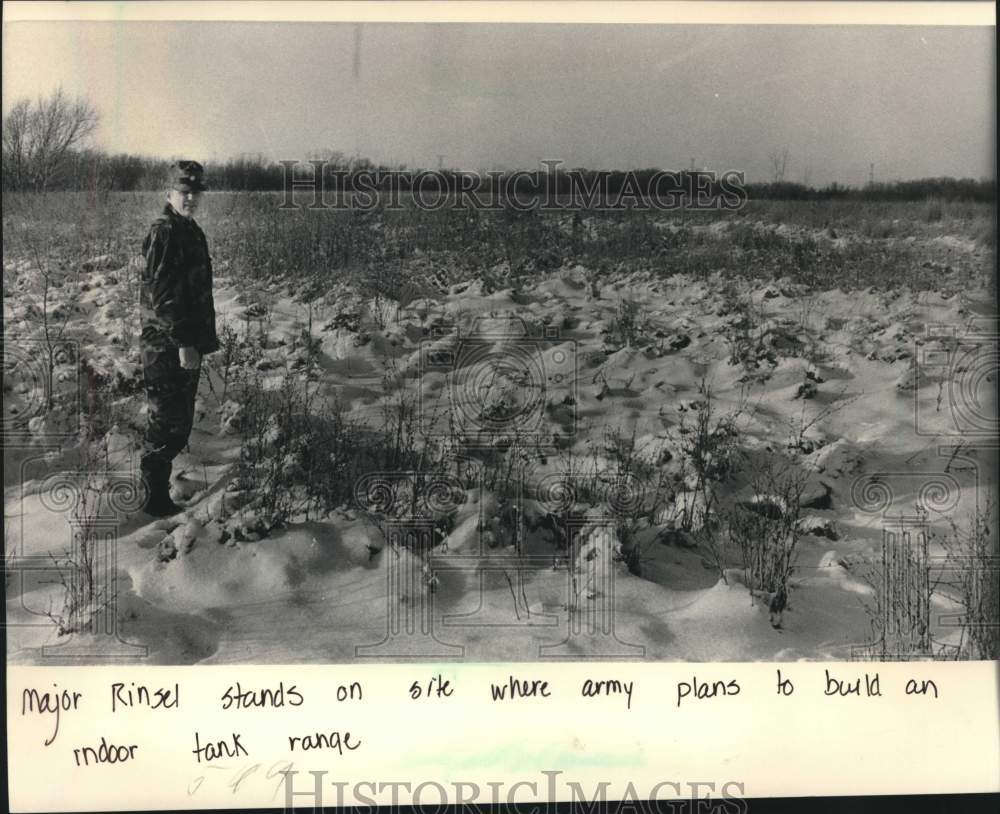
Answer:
[{"left": 170, "top": 160, "right": 208, "bottom": 192}]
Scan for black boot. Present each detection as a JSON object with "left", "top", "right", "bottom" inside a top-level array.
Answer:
[{"left": 141, "top": 462, "right": 183, "bottom": 518}]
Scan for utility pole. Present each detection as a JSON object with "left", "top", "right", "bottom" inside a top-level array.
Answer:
[
  {"left": 869, "top": 163, "right": 875, "bottom": 186},
  {"left": 437, "top": 154, "right": 445, "bottom": 170}
]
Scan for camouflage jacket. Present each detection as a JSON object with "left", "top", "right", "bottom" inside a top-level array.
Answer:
[{"left": 139, "top": 204, "right": 220, "bottom": 354}]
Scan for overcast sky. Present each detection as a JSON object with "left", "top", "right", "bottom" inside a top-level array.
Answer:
[{"left": 2, "top": 21, "right": 994, "bottom": 184}]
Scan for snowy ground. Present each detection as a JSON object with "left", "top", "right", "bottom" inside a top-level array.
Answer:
[{"left": 4, "top": 209, "right": 996, "bottom": 664}]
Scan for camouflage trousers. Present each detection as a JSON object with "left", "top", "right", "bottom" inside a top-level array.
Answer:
[{"left": 140, "top": 347, "right": 200, "bottom": 480}]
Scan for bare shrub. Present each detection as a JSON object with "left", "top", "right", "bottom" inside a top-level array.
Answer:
[
  {"left": 856, "top": 503, "right": 997, "bottom": 662},
  {"left": 234, "top": 370, "right": 350, "bottom": 527},
  {"left": 232, "top": 358, "right": 458, "bottom": 533},
  {"left": 657, "top": 381, "right": 752, "bottom": 582},
  {"left": 42, "top": 385, "right": 138, "bottom": 635},
  {"left": 724, "top": 452, "right": 808, "bottom": 623},
  {"left": 857, "top": 514, "right": 934, "bottom": 660},
  {"left": 722, "top": 290, "right": 773, "bottom": 373},
  {"left": 676, "top": 380, "right": 747, "bottom": 529},
  {"left": 594, "top": 425, "right": 675, "bottom": 576},
  {"left": 940, "top": 500, "right": 999, "bottom": 660},
  {"left": 607, "top": 298, "right": 650, "bottom": 349}
]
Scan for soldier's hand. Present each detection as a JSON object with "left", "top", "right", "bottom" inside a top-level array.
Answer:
[{"left": 179, "top": 346, "right": 201, "bottom": 370}]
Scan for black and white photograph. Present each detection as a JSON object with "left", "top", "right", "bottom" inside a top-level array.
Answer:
[{"left": 4, "top": 3, "right": 996, "bottom": 671}]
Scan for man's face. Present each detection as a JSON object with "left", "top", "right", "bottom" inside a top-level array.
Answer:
[{"left": 168, "top": 188, "right": 202, "bottom": 218}]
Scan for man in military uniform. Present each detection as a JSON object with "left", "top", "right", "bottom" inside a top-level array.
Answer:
[{"left": 138, "top": 160, "right": 219, "bottom": 516}]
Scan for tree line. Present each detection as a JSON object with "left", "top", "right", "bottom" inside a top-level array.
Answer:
[{"left": 3, "top": 89, "right": 995, "bottom": 202}]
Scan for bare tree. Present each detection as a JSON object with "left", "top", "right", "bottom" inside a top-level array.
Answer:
[
  {"left": 2, "top": 87, "right": 99, "bottom": 191},
  {"left": 768, "top": 148, "right": 789, "bottom": 184},
  {"left": 2, "top": 99, "right": 31, "bottom": 190},
  {"left": 7, "top": 207, "right": 78, "bottom": 410}
]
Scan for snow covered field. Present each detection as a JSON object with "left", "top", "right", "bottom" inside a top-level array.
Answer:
[{"left": 4, "top": 193, "right": 997, "bottom": 664}]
